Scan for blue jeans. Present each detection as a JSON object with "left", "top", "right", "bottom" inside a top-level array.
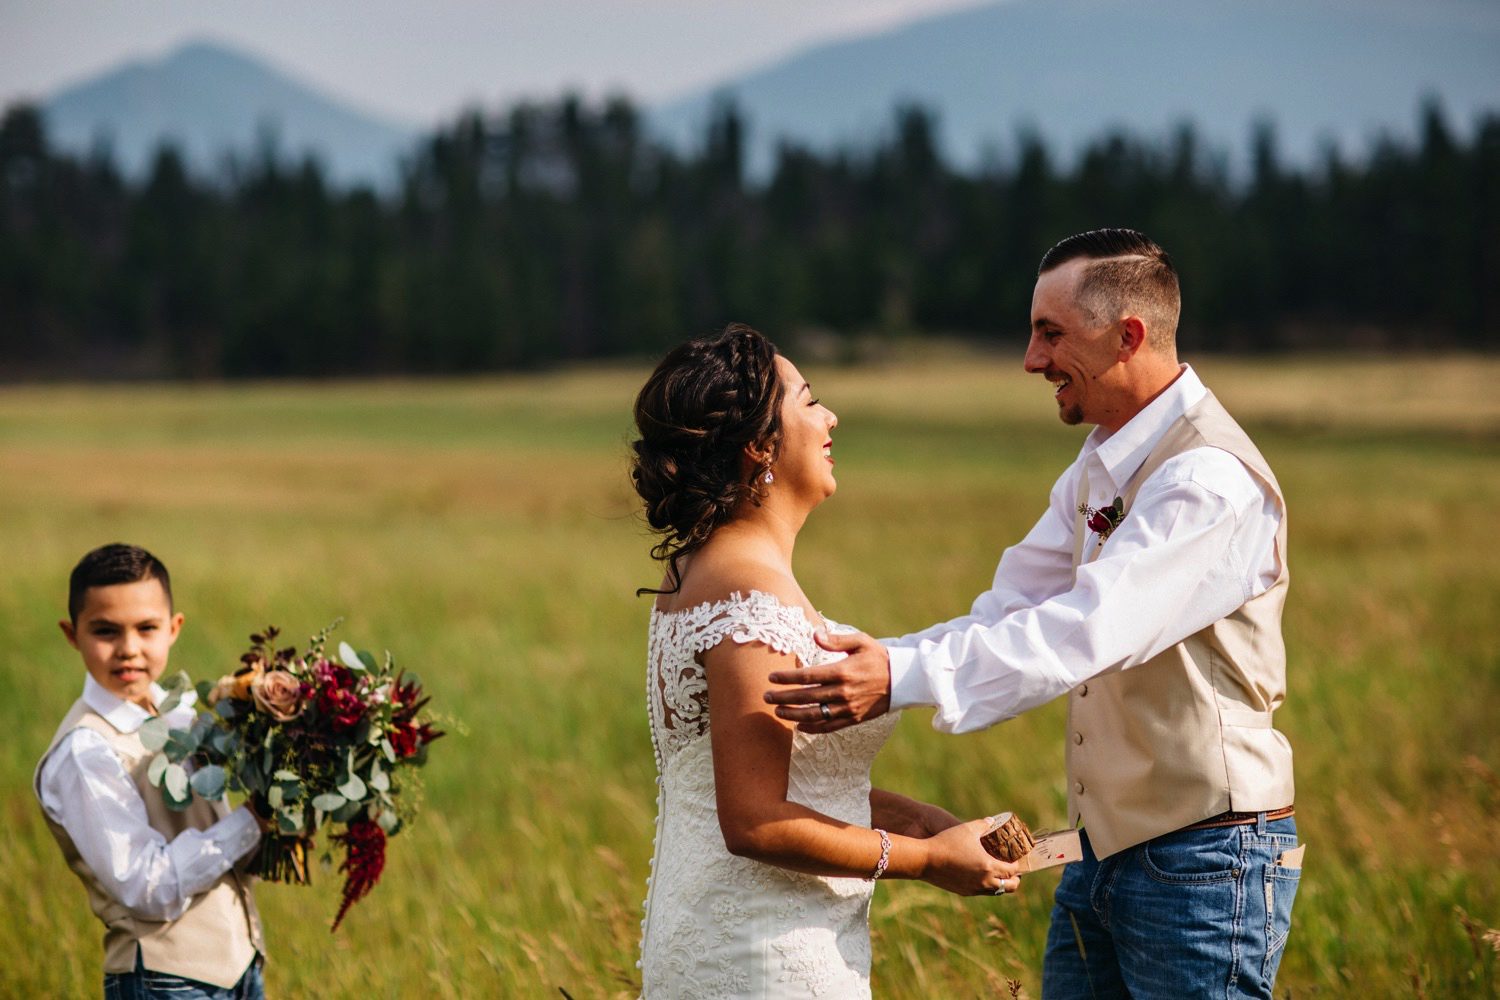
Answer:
[
  {"left": 1041, "top": 816, "right": 1300, "bottom": 1000},
  {"left": 104, "top": 948, "right": 264, "bottom": 1000}
]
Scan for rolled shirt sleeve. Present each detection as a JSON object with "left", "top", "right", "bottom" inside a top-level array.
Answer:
[{"left": 39, "top": 728, "right": 261, "bottom": 921}]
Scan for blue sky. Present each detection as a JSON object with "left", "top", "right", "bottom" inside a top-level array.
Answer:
[{"left": 0, "top": 0, "right": 988, "bottom": 125}]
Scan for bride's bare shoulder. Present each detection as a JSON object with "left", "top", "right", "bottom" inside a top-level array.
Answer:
[{"left": 654, "top": 547, "right": 805, "bottom": 617}]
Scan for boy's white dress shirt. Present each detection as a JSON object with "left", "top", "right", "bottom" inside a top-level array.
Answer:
[
  {"left": 37, "top": 676, "right": 260, "bottom": 920},
  {"left": 887, "top": 365, "right": 1283, "bottom": 732}
]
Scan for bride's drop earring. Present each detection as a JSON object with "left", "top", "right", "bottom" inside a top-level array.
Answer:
[{"left": 763, "top": 470, "right": 775, "bottom": 484}]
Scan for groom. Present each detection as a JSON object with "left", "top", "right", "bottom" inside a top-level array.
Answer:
[{"left": 765, "top": 229, "right": 1301, "bottom": 998}]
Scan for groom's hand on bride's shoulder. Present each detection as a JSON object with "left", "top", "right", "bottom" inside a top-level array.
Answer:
[{"left": 763, "top": 630, "right": 891, "bottom": 733}]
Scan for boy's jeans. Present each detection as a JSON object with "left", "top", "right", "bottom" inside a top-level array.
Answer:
[
  {"left": 104, "top": 948, "right": 264, "bottom": 1000},
  {"left": 1042, "top": 815, "right": 1300, "bottom": 1000}
]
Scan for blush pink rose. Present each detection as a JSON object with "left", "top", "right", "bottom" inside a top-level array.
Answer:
[{"left": 251, "top": 670, "right": 304, "bottom": 721}]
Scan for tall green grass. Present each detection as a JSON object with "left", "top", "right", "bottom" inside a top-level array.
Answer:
[{"left": 1, "top": 354, "right": 1496, "bottom": 997}]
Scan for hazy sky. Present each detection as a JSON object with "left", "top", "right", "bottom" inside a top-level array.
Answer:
[{"left": 1, "top": 0, "right": 989, "bottom": 125}]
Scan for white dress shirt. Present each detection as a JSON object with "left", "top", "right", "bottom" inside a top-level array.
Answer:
[
  {"left": 38, "top": 676, "right": 261, "bottom": 921},
  {"left": 887, "top": 365, "right": 1282, "bottom": 733}
]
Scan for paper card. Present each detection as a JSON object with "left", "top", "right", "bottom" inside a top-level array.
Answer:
[
  {"left": 1016, "top": 829, "right": 1083, "bottom": 872},
  {"left": 1275, "top": 844, "right": 1306, "bottom": 869}
]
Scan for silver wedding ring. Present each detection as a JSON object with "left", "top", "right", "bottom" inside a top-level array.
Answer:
[
  {"left": 993, "top": 885, "right": 1008, "bottom": 895},
  {"left": 819, "top": 703, "right": 832, "bottom": 721}
]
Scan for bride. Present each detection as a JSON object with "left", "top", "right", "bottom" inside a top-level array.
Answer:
[{"left": 632, "top": 324, "right": 1020, "bottom": 998}]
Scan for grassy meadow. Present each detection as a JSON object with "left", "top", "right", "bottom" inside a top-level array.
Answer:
[{"left": 1, "top": 351, "right": 1497, "bottom": 997}]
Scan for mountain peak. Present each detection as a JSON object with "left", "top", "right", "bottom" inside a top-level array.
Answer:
[
  {"left": 40, "top": 39, "right": 418, "bottom": 188},
  {"left": 652, "top": 0, "right": 1500, "bottom": 170}
]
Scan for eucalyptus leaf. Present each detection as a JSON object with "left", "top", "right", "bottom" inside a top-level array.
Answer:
[
  {"left": 146, "top": 752, "right": 170, "bottom": 786},
  {"left": 312, "top": 793, "right": 347, "bottom": 812},
  {"left": 277, "top": 779, "right": 302, "bottom": 802},
  {"left": 190, "top": 713, "right": 216, "bottom": 743},
  {"left": 137, "top": 716, "right": 171, "bottom": 753},
  {"left": 189, "top": 764, "right": 226, "bottom": 800},
  {"left": 161, "top": 670, "right": 192, "bottom": 694},
  {"left": 163, "top": 728, "right": 199, "bottom": 761},
  {"left": 339, "top": 641, "right": 362, "bottom": 671},
  {"left": 277, "top": 809, "right": 304, "bottom": 835},
  {"left": 158, "top": 691, "right": 182, "bottom": 715},
  {"left": 375, "top": 808, "right": 399, "bottom": 834},
  {"left": 369, "top": 759, "right": 389, "bottom": 792},
  {"left": 272, "top": 769, "right": 299, "bottom": 781},
  {"left": 357, "top": 650, "right": 378, "bottom": 672},
  {"left": 163, "top": 763, "right": 190, "bottom": 803},
  {"left": 338, "top": 772, "right": 367, "bottom": 801},
  {"left": 332, "top": 800, "right": 362, "bottom": 823},
  {"left": 195, "top": 680, "right": 215, "bottom": 703},
  {"left": 268, "top": 786, "right": 283, "bottom": 809},
  {"left": 381, "top": 738, "right": 396, "bottom": 764}
]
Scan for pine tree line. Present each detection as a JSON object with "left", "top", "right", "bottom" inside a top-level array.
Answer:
[{"left": 2, "top": 96, "right": 1496, "bottom": 378}]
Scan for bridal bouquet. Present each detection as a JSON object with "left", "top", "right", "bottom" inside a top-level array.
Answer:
[{"left": 140, "top": 621, "right": 443, "bottom": 930}]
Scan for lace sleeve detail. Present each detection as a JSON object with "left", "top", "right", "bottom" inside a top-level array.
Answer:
[
  {"left": 647, "top": 591, "right": 821, "bottom": 762},
  {"left": 686, "top": 590, "right": 821, "bottom": 667}
]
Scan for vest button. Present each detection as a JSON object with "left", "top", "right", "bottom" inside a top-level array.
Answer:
[
  {"left": 1079, "top": 683, "right": 1089, "bottom": 696},
  {"left": 1074, "top": 732, "right": 1084, "bottom": 745},
  {"left": 1074, "top": 781, "right": 1085, "bottom": 795}
]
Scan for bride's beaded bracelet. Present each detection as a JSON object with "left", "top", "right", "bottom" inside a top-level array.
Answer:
[{"left": 867, "top": 829, "right": 892, "bottom": 881}]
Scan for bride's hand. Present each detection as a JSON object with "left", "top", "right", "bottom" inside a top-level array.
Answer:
[{"left": 921, "top": 817, "right": 1022, "bottom": 897}]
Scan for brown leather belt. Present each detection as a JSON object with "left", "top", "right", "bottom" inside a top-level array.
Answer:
[{"left": 1184, "top": 805, "right": 1295, "bottom": 830}]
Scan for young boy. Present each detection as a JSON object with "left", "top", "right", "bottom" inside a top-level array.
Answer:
[{"left": 34, "top": 544, "right": 266, "bottom": 999}]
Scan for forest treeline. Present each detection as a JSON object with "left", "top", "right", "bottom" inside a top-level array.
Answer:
[{"left": 1, "top": 97, "right": 1497, "bottom": 377}]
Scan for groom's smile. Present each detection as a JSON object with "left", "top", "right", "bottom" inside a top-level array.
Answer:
[{"left": 1025, "top": 258, "right": 1131, "bottom": 429}]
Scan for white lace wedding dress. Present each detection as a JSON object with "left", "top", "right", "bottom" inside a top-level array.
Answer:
[{"left": 638, "top": 590, "right": 901, "bottom": 999}]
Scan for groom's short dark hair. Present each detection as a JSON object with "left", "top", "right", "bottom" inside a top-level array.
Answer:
[{"left": 1039, "top": 229, "right": 1180, "bottom": 352}]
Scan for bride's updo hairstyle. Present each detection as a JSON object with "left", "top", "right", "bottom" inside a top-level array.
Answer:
[{"left": 631, "top": 323, "right": 786, "bottom": 595}]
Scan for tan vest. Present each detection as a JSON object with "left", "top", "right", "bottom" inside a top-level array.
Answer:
[
  {"left": 34, "top": 699, "right": 264, "bottom": 988},
  {"left": 1066, "top": 391, "right": 1295, "bottom": 859}
]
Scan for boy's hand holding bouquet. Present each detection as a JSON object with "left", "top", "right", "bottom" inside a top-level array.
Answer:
[{"left": 141, "top": 621, "right": 442, "bottom": 930}]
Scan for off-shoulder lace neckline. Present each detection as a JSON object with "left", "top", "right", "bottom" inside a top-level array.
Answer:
[{"left": 651, "top": 588, "right": 824, "bottom": 631}]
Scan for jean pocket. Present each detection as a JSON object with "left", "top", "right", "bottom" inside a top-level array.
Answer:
[
  {"left": 1263, "top": 859, "right": 1302, "bottom": 965},
  {"left": 1140, "top": 827, "right": 1244, "bottom": 884}
]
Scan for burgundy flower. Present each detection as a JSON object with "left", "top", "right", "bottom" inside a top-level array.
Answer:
[
  {"left": 389, "top": 720, "right": 443, "bottom": 759},
  {"left": 1088, "top": 510, "right": 1112, "bottom": 535},
  {"left": 390, "top": 725, "right": 420, "bottom": 759},
  {"left": 307, "top": 659, "right": 365, "bottom": 732},
  {"left": 330, "top": 818, "right": 386, "bottom": 932}
]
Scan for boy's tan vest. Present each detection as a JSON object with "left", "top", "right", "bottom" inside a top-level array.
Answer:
[
  {"left": 34, "top": 699, "right": 264, "bottom": 988},
  {"left": 1066, "top": 391, "right": 1295, "bottom": 859}
]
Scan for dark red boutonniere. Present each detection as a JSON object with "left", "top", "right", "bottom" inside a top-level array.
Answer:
[{"left": 1078, "top": 496, "right": 1126, "bottom": 543}]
